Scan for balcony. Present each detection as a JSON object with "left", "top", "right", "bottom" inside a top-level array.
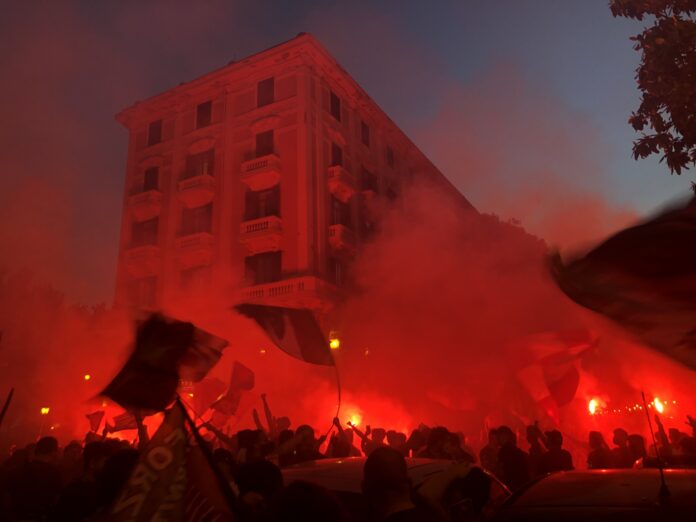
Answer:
[
  {"left": 327, "top": 166, "right": 356, "bottom": 203},
  {"left": 241, "top": 154, "right": 281, "bottom": 191},
  {"left": 239, "top": 215, "right": 282, "bottom": 255},
  {"left": 328, "top": 224, "right": 356, "bottom": 255},
  {"left": 240, "top": 276, "right": 338, "bottom": 310},
  {"left": 128, "top": 190, "right": 163, "bottom": 222},
  {"left": 123, "top": 245, "right": 160, "bottom": 277},
  {"left": 175, "top": 232, "right": 214, "bottom": 268},
  {"left": 177, "top": 174, "right": 215, "bottom": 208}
]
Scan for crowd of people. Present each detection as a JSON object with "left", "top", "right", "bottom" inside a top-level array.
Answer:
[{"left": 2, "top": 408, "right": 696, "bottom": 521}]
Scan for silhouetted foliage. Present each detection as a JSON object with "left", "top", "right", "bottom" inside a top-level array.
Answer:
[{"left": 610, "top": 0, "right": 696, "bottom": 174}]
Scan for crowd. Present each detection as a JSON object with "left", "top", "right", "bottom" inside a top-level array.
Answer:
[{"left": 2, "top": 408, "right": 696, "bottom": 521}]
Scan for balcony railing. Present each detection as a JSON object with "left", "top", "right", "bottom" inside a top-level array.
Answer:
[
  {"left": 123, "top": 245, "right": 161, "bottom": 277},
  {"left": 239, "top": 216, "right": 282, "bottom": 254},
  {"left": 328, "top": 224, "right": 356, "bottom": 254},
  {"left": 128, "top": 189, "right": 163, "bottom": 222},
  {"left": 175, "top": 232, "right": 215, "bottom": 268},
  {"left": 240, "top": 276, "right": 338, "bottom": 310},
  {"left": 241, "top": 153, "right": 281, "bottom": 191},
  {"left": 177, "top": 174, "right": 215, "bottom": 208},
  {"left": 327, "top": 165, "right": 356, "bottom": 203}
]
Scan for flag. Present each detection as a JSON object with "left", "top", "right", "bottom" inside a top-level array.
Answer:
[
  {"left": 193, "top": 378, "right": 227, "bottom": 416},
  {"left": 229, "top": 361, "right": 255, "bottom": 391},
  {"left": 179, "top": 328, "right": 229, "bottom": 382},
  {"left": 211, "top": 389, "right": 242, "bottom": 417},
  {"left": 209, "top": 410, "right": 230, "bottom": 428},
  {"left": 516, "top": 329, "right": 595, "bottom": 408},
  {"left": 235, "top": 304, "right": 333, "bottom": 366},
  {"left": 102, "top": 314, "right": 229, "bottom": 411},
  {"left": 86, "top": 410, "right": 105, "bottom": 433},
  {"left": 108, "top": 402, "right": 235, "bottom": 521},
  {"left": 108, "top": 412, "right": 138, "bottom": 433},
  {"left": 551, "top": 196, "right": 696, "bottom": 370}
]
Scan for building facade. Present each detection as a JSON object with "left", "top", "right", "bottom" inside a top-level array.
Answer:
[{"left": 114, "top": 33, "right": 472, "bottom": 312}]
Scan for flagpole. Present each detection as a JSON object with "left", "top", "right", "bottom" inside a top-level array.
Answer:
[
  {"left": 321, "top": 352, "right": 342, "bottom": 443},
  {"left": 0, "top": 388, "right": 14, "bottom": 431},
  {"left": 175, "top": 395, "right": 240, "bottom": 515}
]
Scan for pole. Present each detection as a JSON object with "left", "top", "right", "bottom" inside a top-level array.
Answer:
[
  {"left": 0, "top": 388, "right": 14, "bottom": 430},
  {"left": 641, "top": 391, "right": 670, "bottom": 504},
  {"left": 175, "top": 395, "right": 240, "bottom": 515}
]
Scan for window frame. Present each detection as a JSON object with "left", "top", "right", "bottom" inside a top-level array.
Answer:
[
  {"left": 196, "top": 100, "right": 213, "bottom": 129},
  {"left": 147, "top": 119, "right": 162, "bottom": 146},
  {"left": 257, "top": 77, "right": 275, "bottom": 108}
]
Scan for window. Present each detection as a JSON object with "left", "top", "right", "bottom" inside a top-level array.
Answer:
[
  {"left": 330, "top": 196, "right": 351, "bottom": 227},
  {"left": 147, "top": 119, "right": 162, "bottom": 146},
  {"left": 361, "top": 121, "right": 370, "bottom": 147},
  {"left": 184, "top": 149, "right": 214, "bottom": 178},
  {"left": 131, "top": 218, "right": 159, "bottom": 247},
  {"left": 330, "top": 90, "right": 341, "bottom": 121},
  {"left": 245, "top": 186, "right": 280, "bottom": 220},
  {"left": 181, "top": 203, "right": 212, "bottom": 236},
  {"left": 257, "top": 77, "right": 275, "bottom": 107},
  {"left": 255, "top": 130, "right": 274, "bottom": 157},
  {"left": 331, "top": 142, "right": 343, "bottom": 167},
  {"left": 196, "top": 100, "right": 212, "bottom": 128},
  {"left": 361, "top": 167, "right": 378, "bottom": 192},
  {"left": 328, "top": 258, "right": 344, "bottom": 287},
  {"left": 143, "top": 167, "right": 159, "bottom": 191},
  {"left": 181, "top": 265, "right": 212, "bottom": 292},
  {"left": 386, "top": 146, "right": 395, "bottom": 168},
  {"left": 245, "top": 252, "right": 282, "bottom": 285},
  {"left": 128, "top": 276, "right": 157, "bottom": 309}
]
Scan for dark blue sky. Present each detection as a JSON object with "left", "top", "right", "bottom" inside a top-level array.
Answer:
[{"left": 0, "top": 0, "right": 692, "bottom": 303}]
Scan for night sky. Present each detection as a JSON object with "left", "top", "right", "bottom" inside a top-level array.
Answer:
[{"left": 1, "top": 0, "right": 692, "bottom": 304}]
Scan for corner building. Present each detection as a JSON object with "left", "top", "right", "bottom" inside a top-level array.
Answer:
[{"left": 114, "top": 33, "right": 472, "bottom": 312}]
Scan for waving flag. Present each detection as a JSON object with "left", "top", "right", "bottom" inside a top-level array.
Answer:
[
  {"left": 551, "top": 196, "right": 696, "bottom": 370},
  {"left": 107, "top": 412, "right": 138, "bottom": 433},
  {"left": 102, "top": 314, "right": 229, "bottom": 411},
  {"left": 210, "top": 361, "right": 255, "bottom": 417},
  {"left": 235, "top": 304, "right": 333, "bottom": 366},
  {"left": 85, "top": 410, "right": 105, "bottom": 433},
  {"left": 108, "top": 402, "right": 235, "bottom": 521}
]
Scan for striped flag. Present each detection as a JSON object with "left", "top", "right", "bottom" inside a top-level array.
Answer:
[
  {"left": 107, "top": 412, "right": 138, "bottom": 433},
  {"left": 235, "top": 304, "right": 333, "bottom": 366}
]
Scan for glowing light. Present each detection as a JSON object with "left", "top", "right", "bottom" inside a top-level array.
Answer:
[
  {"left": 348, "top": 413, "right": 362, "bottom": 426},
  {"left": 654, "top": 397, "right": 665, "bottom": 414},
  {"left": 329, "top": 338, "right": 340, "bottom": 350},
  {"left": 588, "top": 398, "right": 598, "bottom": 415},
  {"left": 40, "top": 407, "right": 50, "bottom": 415},
  {"left": 259, "top": 348, "right": 266, "bottom": 355},
  {"left": 83, "top": 374, "right": 91, "bottom": 381},
  {"left": 364, "top": 349, "right": 370, "bottom": 356},
  {"left": 188, "top": 393, "right": 194, "bottom": 398}
]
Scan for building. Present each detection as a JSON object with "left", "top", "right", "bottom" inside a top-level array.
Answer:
[{"left": 114, "top": 33, "right": 472, "bottom": 312}]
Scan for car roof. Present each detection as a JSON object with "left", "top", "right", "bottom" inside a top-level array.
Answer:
[
  {"left": 509, "top": 469, "right": 696, "bottom": 508},
  {"left": 281, "top": 457, "right": 453, "bottom": 493}
]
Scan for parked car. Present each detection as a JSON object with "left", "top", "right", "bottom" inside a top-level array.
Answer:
[
  {"left": 282, "top": 457, "right": 510, "bottom": 520},
  {"left": 634, "top": 454, "right": 696, "bottom": 469},
  {"left": 492, "top": 468, "right": 696, "bottom": 522}
]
